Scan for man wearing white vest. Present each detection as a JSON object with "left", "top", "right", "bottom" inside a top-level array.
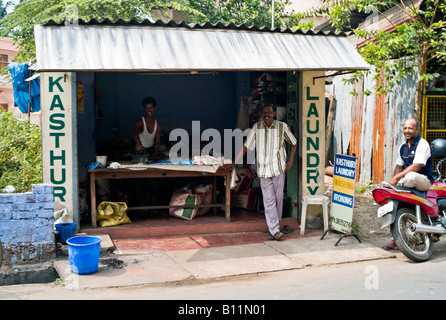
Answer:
[
  {"left": 134, "top": 96, "right": 162, "bottom": 162},
  {"left": 133, "top": 97, "right": 162, "bottom": 216}
]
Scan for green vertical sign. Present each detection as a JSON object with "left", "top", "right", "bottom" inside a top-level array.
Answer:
[{"left": 41, "top": 72, "right": 78, "bottom": 226}]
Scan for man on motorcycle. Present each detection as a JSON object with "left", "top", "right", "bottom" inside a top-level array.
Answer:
[
  {"left": 383, "top": 118, "right": 433, "bottom": 250},
  {"left": 389, "top": 118, "right": 433, "bottom": 191}
]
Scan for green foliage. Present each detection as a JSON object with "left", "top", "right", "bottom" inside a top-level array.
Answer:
[
  {"left": 0, "top": 112, "right": 42, "bottom": 193},
  {"left": 0, "top": 0, "right": 312, "bottom": 63},
  {"left": 0, "top": 0, "right": 206, "bottom": 63},
  {"left": 309, "top": 0, "right": 446, "bottom": 106},
  {"left": 188, "top": 0, "right": 313, "bottom": 29},
  {"left": 0, "top": 0, "right": 9, "bottom": 21},
  {"left": 355, "top": 180, "right": 373, "bottom": 194}
]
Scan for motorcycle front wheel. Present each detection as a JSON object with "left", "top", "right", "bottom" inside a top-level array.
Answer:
[{"left": 391, "top": 207, "right": 433, "bottom": 262}]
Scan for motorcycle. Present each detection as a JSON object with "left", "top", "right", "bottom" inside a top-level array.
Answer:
[{"left": 372, "top": 138, "right": 446, "bottom": 262}]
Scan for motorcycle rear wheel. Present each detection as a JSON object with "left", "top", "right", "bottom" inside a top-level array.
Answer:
[{"left": 391, "top": 207, "right": 433, "bottom": 262}]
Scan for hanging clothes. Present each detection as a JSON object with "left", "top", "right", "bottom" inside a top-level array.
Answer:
[{"left": 8, "top": 62, "right": 40, "bottom": 113}]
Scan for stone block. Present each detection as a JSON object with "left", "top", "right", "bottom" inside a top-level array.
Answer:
[{"left": 32, "top": 184, "right": 53, "bottom": 195}]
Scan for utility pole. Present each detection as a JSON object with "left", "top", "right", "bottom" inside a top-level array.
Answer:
[{"left": 271, "top": 0, "right": 275, "bottom": 28}]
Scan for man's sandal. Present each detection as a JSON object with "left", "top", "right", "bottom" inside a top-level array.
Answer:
[
  {"left": 274, "top": 231, "right": 284, "bottom": 241},
  {"left": 268, "top": 231, "right": 284, "bottom": 241}
]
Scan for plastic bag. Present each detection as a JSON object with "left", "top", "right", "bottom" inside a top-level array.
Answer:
[
  {"left": 8, "top": 62, "right": 41, "bottom": 113},
  {"left": 97, "top": 201, "right": 131, "bottom": 227}
]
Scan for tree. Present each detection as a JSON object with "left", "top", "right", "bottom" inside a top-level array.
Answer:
[
  {"left": 0, "top": 0, "right": 206, "bottom": 63},
  {"left": 1, "top": 0, "right": 311, "bottom": 64},
  {"left": 188, "top": 0, "right": 312, "bottom": 29},
  {"left": 312, "top": 0, "right": 446, "bottom": 120},
  {"left": 0, "top": 112, "right": 42, "bottom": 193},
  {"left": 0, "top": 0, "right": 11, "bottom": 20}
]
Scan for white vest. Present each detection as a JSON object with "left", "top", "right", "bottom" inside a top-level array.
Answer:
[{"left": 139, "top": 117, "right": 157, "bottom": 148}]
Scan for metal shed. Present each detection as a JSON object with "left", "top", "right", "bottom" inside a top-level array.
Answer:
[{"left": 34, "top": 19, "right": 369, "bottom": 231}]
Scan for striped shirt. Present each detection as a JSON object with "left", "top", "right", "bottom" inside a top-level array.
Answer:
[{"left": 244, "top": 120, "right": 297, "bottom": 178}]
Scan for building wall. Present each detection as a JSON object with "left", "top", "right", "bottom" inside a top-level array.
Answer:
[
  {"left": 286, "top": 0, "right": 330, "bottom": 25},
  {"left": 93, "top": 72, "right": 238, "bottom": 149},
  {"left": 0, "top": 37, "right": 41, "bottom": 124},
  {"left": 0, "top": 37, "right": 17, "bottom": 115},
  {"left": 0, "top": 184, "right": 55, "bottom": 266}
]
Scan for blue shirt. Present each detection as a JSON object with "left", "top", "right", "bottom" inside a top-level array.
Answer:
[{"left": 399, "top": 135, "right": 433, "bottom": 183}]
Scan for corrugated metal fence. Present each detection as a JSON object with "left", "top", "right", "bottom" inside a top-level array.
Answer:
[{"left": 327, "top": 67, "right": 418, "bottom": 184}]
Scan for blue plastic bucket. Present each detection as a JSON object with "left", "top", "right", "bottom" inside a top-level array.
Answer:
[
  {"left": 55, "top": 223, "right": 76, "bottom": 244},
  {"left": 66, "top": 236, "right": 102, "bottom": 275}
]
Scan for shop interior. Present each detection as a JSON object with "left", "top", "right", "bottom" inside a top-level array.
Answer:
[{"left": 76, "top": 70, "right": 296, "bottom": 231}]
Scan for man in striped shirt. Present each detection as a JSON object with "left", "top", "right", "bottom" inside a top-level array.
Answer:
[{"left": 231, "top": 104, "right": 297, "bottom": 240}]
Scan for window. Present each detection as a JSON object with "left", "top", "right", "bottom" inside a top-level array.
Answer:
[{"left": 0, "top": 55, "right": 8, "bottom": 69}]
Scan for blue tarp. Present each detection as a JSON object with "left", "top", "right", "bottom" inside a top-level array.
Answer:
[{"left": 8, "top": 62, "right": 40, "bottom": 113}]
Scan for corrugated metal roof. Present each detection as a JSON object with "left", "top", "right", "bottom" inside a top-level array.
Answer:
[
  {"left": 42, "top": 18, "right": 352, "bottom": 36},
  {"left": 34, "top": 18, "right": 369, "bottom": 72}
]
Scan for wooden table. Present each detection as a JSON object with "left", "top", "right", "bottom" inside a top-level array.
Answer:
[{"left": 88, "top": 166, "right": 232, "bottom": 227}]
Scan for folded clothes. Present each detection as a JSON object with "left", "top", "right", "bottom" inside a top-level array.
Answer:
[
  {"left": 109, "top": 162, "right": 122, "bottom": 169},
  {"left": 193, "top": 155, "right": 231, "bottom": 166}
]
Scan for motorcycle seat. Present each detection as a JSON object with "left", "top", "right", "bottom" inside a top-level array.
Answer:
[{"left": 389, "top": 186, "right": 426, "bottom": 198}]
